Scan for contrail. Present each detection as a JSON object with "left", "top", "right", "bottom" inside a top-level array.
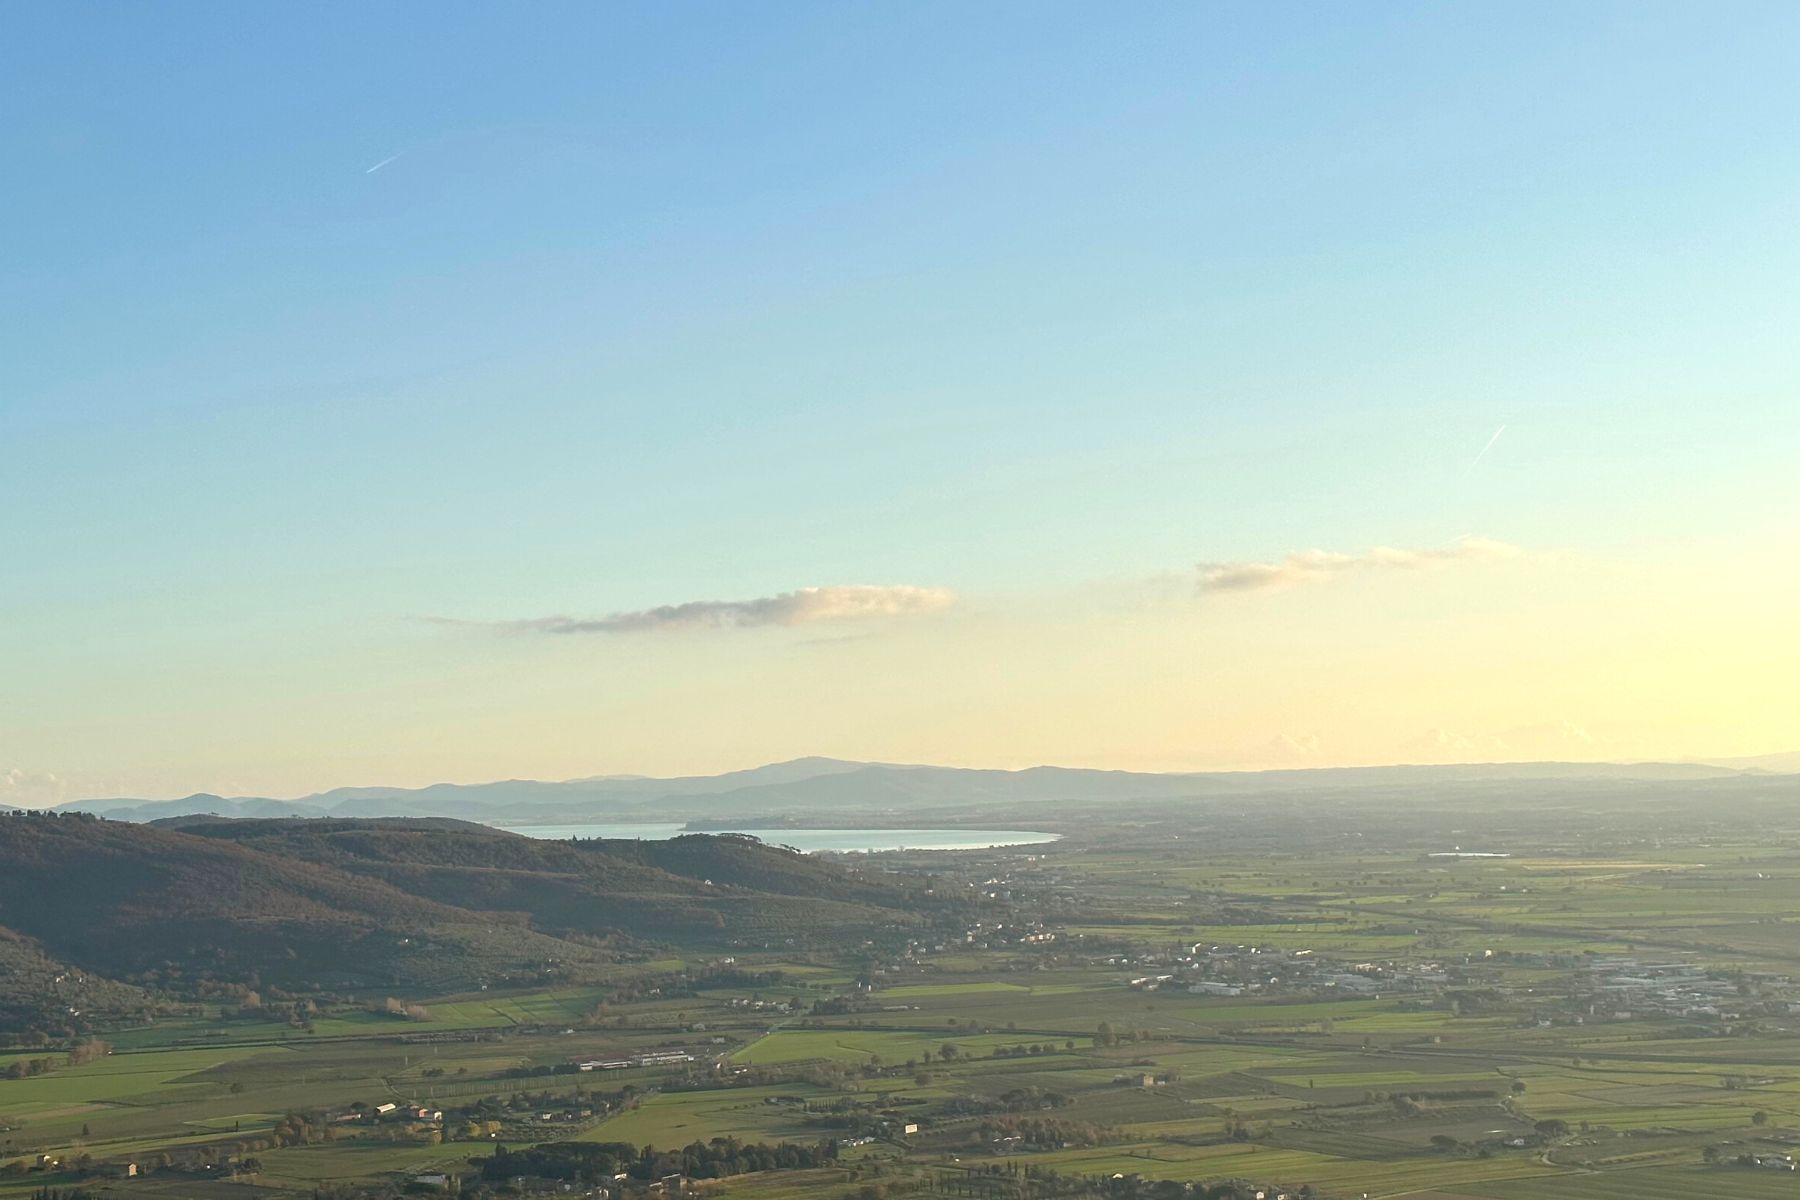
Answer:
[
  {"left": 1470, "top": 423, "right": 1506, "bottom": 468},
  {"left": 365, "top": 152, "right": 403, "bottom": 175}
]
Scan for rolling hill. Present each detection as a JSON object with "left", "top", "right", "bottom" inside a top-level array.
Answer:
[{"left": 0, "top": 812, "right": 955, "bottom": 1032}]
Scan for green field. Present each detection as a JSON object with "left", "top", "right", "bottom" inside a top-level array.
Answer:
[
  {"left": 17, "top": 809, "right": 1800, "bottom": 1200},
  {"left": 584, "top": 1084, "right": 844, "bottom": 1146}
]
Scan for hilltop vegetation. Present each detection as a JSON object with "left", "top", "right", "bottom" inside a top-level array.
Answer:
[
  {"left": 0, "top": 813, "right": 959, "bottom": 1029},
  {"left": 0, "top": 929, "right": 148, "bottom": 1037}
]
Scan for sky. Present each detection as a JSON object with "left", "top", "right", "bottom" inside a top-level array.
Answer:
[{"left": 3, "top": 2, "right": 1797, "bottom": 804}]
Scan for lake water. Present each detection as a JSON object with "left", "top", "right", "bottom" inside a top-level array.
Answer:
[{"left": 493, "top": 823, "right": 1059, "bottom": 853}]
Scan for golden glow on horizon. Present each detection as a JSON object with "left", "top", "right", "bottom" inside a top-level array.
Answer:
[{"left": 9, "top": 527, "right": 1794, "bottom": 805}]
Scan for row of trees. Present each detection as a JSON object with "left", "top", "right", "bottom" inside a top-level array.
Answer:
[
  {"left": 477, "top": 1136, "right": 838, "bottom": 1185},
  {"left": 929, "top": 1161, "right": 1313, "bottom": 1200},
  {"left": 1, "top": 1041, "right": 108, "bottom": 1079}
]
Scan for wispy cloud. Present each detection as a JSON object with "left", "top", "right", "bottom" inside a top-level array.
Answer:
[
  {"left": 1261, "top": 732, "right": 1322, "bottom": 764},
  {"left": 1403, "top": 720, "right": 1643, "bottom": 763},
  {"left": 1, "top": 768, "right": 73, "bottom": 809},
  {"left": 1470, "top": 424, "right": 1507, "bottom": 468},
  {"left": 441, "top": 584, "right": 957, "bottom": 635},
  {"left": 1197, "top": 536, "right": 1520, "bottom": 595}
]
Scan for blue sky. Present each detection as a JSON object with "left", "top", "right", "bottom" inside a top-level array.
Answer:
[{"left": 4, "top": 3, "right": 1797, "bottom": 800}]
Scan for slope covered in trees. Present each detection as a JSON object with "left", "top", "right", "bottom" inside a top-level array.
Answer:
[{"left": 0, "top": 813, "right": 952, "bottom": 1015}]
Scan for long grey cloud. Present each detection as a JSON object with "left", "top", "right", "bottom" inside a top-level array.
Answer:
[
  {"left": 1197, "top": 536, "right": 1520, "bottom": 594},
  {"left": 452, "top": 584, "right": 957, "bottom": 635}
]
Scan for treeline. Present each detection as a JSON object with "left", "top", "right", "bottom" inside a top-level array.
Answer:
[
  {"left": 1391, "top": 1087, "right": 1498, "bottom": 1102},
  {"left": 4, "top": 1057, "right": 55, "bottom": 1079},
  {"left": 272, "top": 1113, "right": 341, "bottom": 1148},
  {"left": 586, "top": 963, "right": 789, "bottom": 1011},
  {"left": 991, "top": 1043, "right": 1070, "bottom": 1058},
  {"left": 2, "top": 1040, "right": 110, "bottom": 1079},
  {"left": 941, "top": 1160, "right": 1314, "bottom": 1200},
  {"left": 476, "top": 1137, "right": 838, "bottom": 1185},
  {"left": 955, "top": 1117, "right": 1119, "bottom": 1151},
  {"left": 375, "top": 996, "right": 431, "bottom": 1021},
  {"left": 940, "top": 1088, "right": 1073, "bottom": 1118}
]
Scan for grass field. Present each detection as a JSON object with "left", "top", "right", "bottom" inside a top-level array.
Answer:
[
  {"left": 732, "top": 1029, "right": 1029, "bottom": 1067},
  {"left": 18, "top": 821, "right": 1800, "bottom": 1198},
  {"left": 0, "top": 1045, "right": 283, "bottom": 1120},
  {"left": 1470, "top": 1163, "right": 1800, "bottom": 1198}
]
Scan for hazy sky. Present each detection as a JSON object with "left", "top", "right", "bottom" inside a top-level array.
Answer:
[{"left": 4, "top": 3, "right": 1797, "bottom": 803}]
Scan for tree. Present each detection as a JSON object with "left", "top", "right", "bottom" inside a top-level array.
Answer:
[
  {"left": 1534, "top": 1119, "right": 1569, "bottom": 1139},
  {"left": 1753, "top": 1110, "right": 1770, "bottom": 1127},
  {"left": 66, "top": 1040, "right": 111, "bottom": 1067}
]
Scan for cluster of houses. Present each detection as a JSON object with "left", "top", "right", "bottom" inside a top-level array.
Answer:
[
  {"left": 1747, "top": 1152, "right": 1797, "bottom": 1171},
  {"left": 471, "top": 1171, "right": 687, "bottom": 1198},
  {"left": 954, "top": 919, "right": 1056, "bottom": 950},
  {"left": 1114, "top": 943, "right": 1462, "bottom": 1000},
  {"left": 1572, "top": 956, "right": 1758, "bottom": 1021},
  {"left": 336, "top": 1102, "right": 444, "bottom": 1124},
  {"left": 576, "top": 1050, "right": 696, "bottom": 1072},
  {"left": 527, "top": 1105, "right": 599, "bottom": 1125},
  {"left": 1102, "top": 943, "right": 1799, "bottom": 1039}
]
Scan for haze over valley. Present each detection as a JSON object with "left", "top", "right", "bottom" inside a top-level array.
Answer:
[{"left": 5, "top": 4, "right": 1798, "bottom": 1199}]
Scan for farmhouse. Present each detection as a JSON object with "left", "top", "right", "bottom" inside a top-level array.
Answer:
[{"left": 1187, "top": 981, "right": 1244, "bottom": 996}]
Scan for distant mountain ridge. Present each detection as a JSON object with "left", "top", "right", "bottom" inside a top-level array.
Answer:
[
  {"left": 1691, "top": 749, "right": 1800, "bottom": 774},
  {"left": 46, "top": 755, "right": 1772, "bottom": 825}
]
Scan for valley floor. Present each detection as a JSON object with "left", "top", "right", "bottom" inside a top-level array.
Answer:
[{"left": 12, "top": 801, "right": 1800, "bottom": 1199}]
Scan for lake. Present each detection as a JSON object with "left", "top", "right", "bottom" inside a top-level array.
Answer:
[{"left": 492, "top": 823, "right": 1059, "bottom": 852}]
